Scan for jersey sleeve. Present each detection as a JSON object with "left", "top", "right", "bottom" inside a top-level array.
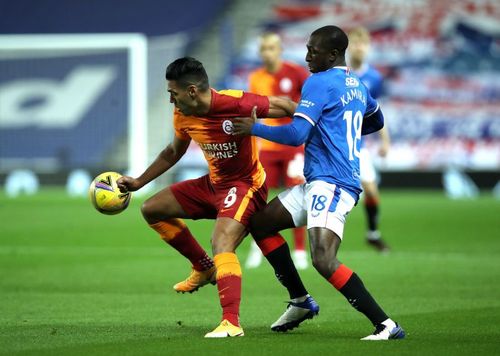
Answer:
[
  {"left": 294, "top": 75, "right": 329, "bottom": 126},
  {"left": 238, "top": 92, "right": 270, "bottom": 117},
  {"left": 173, "top": 110, "right": 190, "bottom": 140},
  {"left": 209, "top": 90, "right": 270, "bottom": 118},
  {"left": 365, "top": 89, "right": 380, "bottom": 117},
  {"left": 251, "top": 116, "right": 312, "bottom": 146}
]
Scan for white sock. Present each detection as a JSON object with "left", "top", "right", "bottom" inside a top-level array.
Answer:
[{"left": 367, "top": 230, "right": 381, "bottom": 241}]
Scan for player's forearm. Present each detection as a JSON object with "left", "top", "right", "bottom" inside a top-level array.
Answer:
[
  {"left": 136, "top": 145, "right": 180, "bottom": 186},
  {"left": 379, "top": 126, "right": 391, "bottom": 145},
  {"left": 267, "top": 96, "right": 298, "bottom": 118},
  {"left": 251, "top": 117, "right": 310, "bottom": 146}
]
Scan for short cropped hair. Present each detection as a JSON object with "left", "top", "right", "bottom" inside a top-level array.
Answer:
[
  {"left": 260, "top": 32, "right": 282, "bottom": 46},
  {"left": 165, "top": 57, "right": 210, "bottom": 91},
  {"left": 311, "top": 25, "right": 349, "bottom": 55}
]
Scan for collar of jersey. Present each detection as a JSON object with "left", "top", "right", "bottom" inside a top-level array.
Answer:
[{"left": 324, "top": 66, "right": 350, "bottom": 73}]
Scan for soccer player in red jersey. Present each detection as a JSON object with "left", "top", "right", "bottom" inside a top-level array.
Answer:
[
  {"left": 117, "top": 57, "right": 312, "bottom": 338},
  {"left": 246, "top": 33, "right": 310, "bottom": 269}
]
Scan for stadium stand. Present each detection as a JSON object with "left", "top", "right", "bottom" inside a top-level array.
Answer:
[{"left": 0, "top": 0, "right": 228, "bottom": 37}]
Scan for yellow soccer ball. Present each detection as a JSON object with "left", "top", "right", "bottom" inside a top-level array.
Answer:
[{"left": 89, "top": 172, "right": 131, "bottom": 215}]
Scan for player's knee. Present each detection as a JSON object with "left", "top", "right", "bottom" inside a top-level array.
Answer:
[
  {"left": 362, "top": 182, "right": 378, "bottom": 198},
  {"left": 249, "top": 222, "right": 266, "bottom": 241},
  {"left": 141, "top": 198, "right": 163, "bottom": 224},
  {"left": 311, "top": 254, "right": 329, "bottom": 278},
  {"left": 140, "top": 200, "right": 154, "bottom": 221},
  {"left": 212, "top": 234, "right": 236, "bottom": 255},
  {"left": 249, "top": 212, "right": 275, "bottom": 240},
  {"left": 311, "top": 249, "right": 338, "bottom": 279},
  {"left": 211, "top": 226, "right": 239, "bottom": 255}
]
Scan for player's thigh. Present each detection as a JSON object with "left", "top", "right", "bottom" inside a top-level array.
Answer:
[
  {"left": 168, "top": 175, "right": 218, "bottom": 220},
  {"left": 361, "top": 180, "right": 379, "bottom": 199},
  {"left": 141, "top": 186, "right": 189, "bottom": 224},
  {"left": 359, "top": 147, "right": 378, "bottom": 187},
  {"left": 251, "top": 186, "right": 305, "bottom": 239},
  {"left": 305, "top": 181, "right": 356, "bottom": 241},
  {"left": 360, "top": 147, "right": 379, "bottom": 199},
  {"left": 210, "top": 182, "right": 269, "bottom": 249},
  {"left": 305, "top": 183, "right": 347, "bottom": 277},
  {"left": 211, "top": 217, "right": 248, "bottom": 254},
  {"left": 216, "top": 181, "right": 267, "bottom": 226}
]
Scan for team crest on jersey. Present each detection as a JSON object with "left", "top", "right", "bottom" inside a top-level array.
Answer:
[
  {"left": 280, "top": 77, "right": 292, "bottom": 93},
  {"left": 222, "top": 120, "right": 234, "bottom": 135}
]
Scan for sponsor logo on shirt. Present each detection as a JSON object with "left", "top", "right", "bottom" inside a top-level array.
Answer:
[
  {"left": 280, "top": 77, "right": 293, "bottom": 93},
  {"left": 299, "top": 99, "right": 315, "bottom": 108},
  {"left": 199, "top": 142, "right": 238, "bottom": 159}
]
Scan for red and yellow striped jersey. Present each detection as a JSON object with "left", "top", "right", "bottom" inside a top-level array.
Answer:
[
  {"left": 174, "top": 89, "right": 269, "bottom": 187},
  {"left": 248, "top": 61, "right": 309, "bottom": 152}
]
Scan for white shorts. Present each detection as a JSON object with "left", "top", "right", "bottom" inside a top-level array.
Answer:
[
  {"left": 278, "top": 180, "right": 357, "bottom": 239},
  {"left": 359, "top": 147, "right": 377, "bottom": 183}
]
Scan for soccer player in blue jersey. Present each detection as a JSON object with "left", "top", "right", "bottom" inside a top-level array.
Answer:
[
  {"left": 348, "top": 27, "right": 391, "bottom": 252},
  {"left": 234, "top": 25, "right": 404, "bottom": 340}
]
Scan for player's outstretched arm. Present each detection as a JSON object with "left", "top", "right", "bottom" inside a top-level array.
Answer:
[
  {"left": 267, "top": 96, "right": 298, "bottom": 118},
  {"left": 117, "top": 136, "right": 191, "bottom": 192},
  {"left": 233, "top": 106, "right": 311, "bottom": 146},
  {"left": 378, "top": 126, "right": 391, "bottom": 157}
]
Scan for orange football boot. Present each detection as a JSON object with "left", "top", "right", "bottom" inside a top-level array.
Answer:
[{"left": 173, "top": 266, "right": 216, "bottom": 293}]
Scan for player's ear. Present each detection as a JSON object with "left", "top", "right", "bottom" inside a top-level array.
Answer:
[
  {"left": 187, "top": 85, "right": 197, "bottom": 99},
  {"left": 330, "top": 48, "right": 339, "bottom": 63}
]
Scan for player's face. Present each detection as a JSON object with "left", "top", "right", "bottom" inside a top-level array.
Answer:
[
  {"left": 260, "top": 38, "right": 282, "bottom": 66},
  {"left": 167, "top": 80, "right": 197, "bottom": 115},
  {"left": 348, "top": 37, "right": 369, "bottom": 63},
  {"left": 305, "top": 35, "right": 336, "bottom": 73}
]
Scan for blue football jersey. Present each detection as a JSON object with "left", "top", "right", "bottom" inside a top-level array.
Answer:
[
  {"left": 356, "top": 64, "right": 384, "bottom": 147},
  {"left": 294, "top": 66, "right": 379, "bottom": 198},
  {"left": 356, "top": 64, "right": 384, "bottom": 99}
]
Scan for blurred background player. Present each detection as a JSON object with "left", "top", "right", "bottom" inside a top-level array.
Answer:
[
  {"left": 246, "top": 32, "right": 310, "bottom": 269},
  {"left": 347, "top": 27, "right": 391, "bottom": 253}
]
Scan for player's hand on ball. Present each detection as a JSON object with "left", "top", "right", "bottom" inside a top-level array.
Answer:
[
  {"left": 116, "top": 176, "right": 142, "bottom": 193},
  {"left": 233, "top": 106, "right": 257, "bottom": 136}
]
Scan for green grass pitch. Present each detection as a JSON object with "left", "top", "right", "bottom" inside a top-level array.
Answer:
[{"left": 1, "top": 189, "right": 499, "bottom": 355}]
